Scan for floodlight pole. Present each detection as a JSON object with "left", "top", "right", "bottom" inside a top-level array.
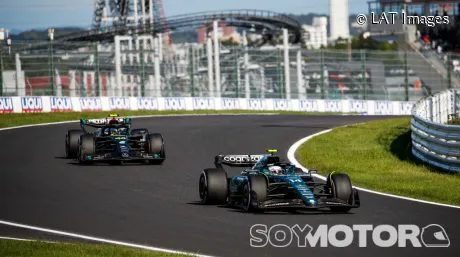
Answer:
[
  {"left": 0, "top": 28, "right": 4, "bottom": 96},
  {"left": 48, "top": 28, "right": 55, "bottom": 96}
]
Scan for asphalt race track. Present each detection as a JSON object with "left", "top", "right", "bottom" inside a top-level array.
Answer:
[{"left": 0, "top": 115, "right": 459, "bottom": 257}]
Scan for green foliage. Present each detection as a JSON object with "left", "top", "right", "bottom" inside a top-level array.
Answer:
[
  {"left": 328, "top": 35, "right": 399, "bottom": 51},
  {"left": 447, "top": 115, "right": 460, "bottom": 125},
  {"left": 221, "top": 37, "right": 239, "bottom": 46},
  {"left": 10, "top": 27, "right": 85, "bottom": 41}
]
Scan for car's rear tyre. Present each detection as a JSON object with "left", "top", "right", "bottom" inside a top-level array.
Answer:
[
  {"left": 66, "top": 130, "right": 84, "bottom": 158},
  {"left": 146, "top": 133, "right": 165, "bottom": 164},
  {"left": 199, "top": 168, "right": 228, "bottom": 204},
  {"left": 243, "top": 175, "right": 268, "bottom": 212},
  {"left": 328, "top": 173, "right": 353, "bottom": 213},
  {"left": 77, "top": 135, "right": 96, "bottom": 164}
]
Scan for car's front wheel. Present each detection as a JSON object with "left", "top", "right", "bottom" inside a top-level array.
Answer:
[
  {"left": 77, "top": 135, "right": 96, "bottom": 164},
  {"left": 146, "top": 133, "right": 165, "bottom": 164},
  {"left": 328, "top": 173, "right": 353, "bottom": 213},
  {"left": 242, "top": 175, "right": 268, "bottom": 212}
]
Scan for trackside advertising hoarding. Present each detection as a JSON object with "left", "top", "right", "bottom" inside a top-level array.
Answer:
[{"left": 0, "top": 96, "right": 416, "bottom": 115}]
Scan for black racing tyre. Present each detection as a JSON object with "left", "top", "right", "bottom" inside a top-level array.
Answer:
[
  {"left": 328, "top": 173, "right": 353, "bottom": 213},
  {"left": 146, "top": 133, "right": 165, "bottom": 164},
  {"left": 199, "top": 168, "right": 228, "bottom": 204},
  {"left": 77, "top": 135, "right": 95, "bottom": 164},
  {"left": 242, "top": 175, "right": 268, "bottom": 212},
  {"left": 66, "top": 129, "right": 84, "bottom": 158}
]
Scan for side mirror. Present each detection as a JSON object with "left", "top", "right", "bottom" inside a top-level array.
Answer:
[{"left": 309, "top": 170, "right": 318, "bottom": 174}]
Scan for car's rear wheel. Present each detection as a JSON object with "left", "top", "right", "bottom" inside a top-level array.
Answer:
[
  {"left": 146, "top": 133, "right": 165, "bottom": 164},
  {"left": 199, "top": 168, "right": 228, "bottom": 204},
  {"left": 66, "top": 130, "right": 84, "bottom": 158},
  {"left": 328, "top": 173, "right": 353, "bottom": 213}
]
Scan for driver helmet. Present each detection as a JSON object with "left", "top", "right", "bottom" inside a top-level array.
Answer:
[
  {"left": 268, "top": 166, "right": 284, "bottom": 175},
  {"left": 110, "top": 128, "right": 118, "bottom": 135},
  {"left": 108, "top": 118, "right": 119, "bottom": 125}
]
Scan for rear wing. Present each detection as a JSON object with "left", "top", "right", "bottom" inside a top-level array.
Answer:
[
  {"left": 214, "top": 154, "right": 265, "bottom": 167},
  {"left": 80, "top": 117, "right": 132, "bottom": 128}
]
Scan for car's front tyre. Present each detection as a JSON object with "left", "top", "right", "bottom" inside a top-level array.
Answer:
[
  {"left": 327, "top": 173, "right": 353, "bottom": 213},
  {"left": 77, "top": 135, "right": 96, "bottom": 165},
  {"left": 146, "top": 133, "right": 165, "bottom": 165},
  {"left": 242, "top": 175, "right": 268, "bottom": 213}
]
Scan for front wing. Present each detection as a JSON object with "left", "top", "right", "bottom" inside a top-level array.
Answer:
[
  {"left": 258, "top": 198, "right": 359, "bottom": 209},
  {"left": 253, "top": 189, "right": 360, "bottom": 210},
  {"left": 86, "top": 152, "right": 164, "bottom": 162}
]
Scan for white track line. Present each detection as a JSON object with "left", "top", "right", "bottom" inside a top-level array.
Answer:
[
  {"left": 0, "top": 236, "right": 57, "bottom": 243},
  {"left": 0, "top": 113, "right": 277, "bottom": 132},
  {"left": 287, "top": 127, "right": 460, "bottom": 210},
  {"left": 0, "top": 220, "right": 216, "bottom": 257},
  {"left": 0, "top": 236, "right": 37, "bottom": 241}
]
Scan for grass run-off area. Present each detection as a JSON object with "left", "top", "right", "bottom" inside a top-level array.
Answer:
[
  {"left": 0, "top": 239, "right": 196, "bottom": 257},
  {"left": 0, "top": 110, "right": 346, "bottom": 129},
  {"left": 296, "top": 117, "right": 460, "bottom": 206}
]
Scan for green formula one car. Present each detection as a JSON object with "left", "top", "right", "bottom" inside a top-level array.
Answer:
[
  {"left": 199, "top": 149, "right": 360, "bottom": 213},
  {"left": 65, "top": 114, "right": 165, "bottom": 165}
]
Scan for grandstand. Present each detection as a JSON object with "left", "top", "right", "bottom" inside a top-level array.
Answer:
[{"left": 364, "top": 0, "right": 460, "bottom": 96}]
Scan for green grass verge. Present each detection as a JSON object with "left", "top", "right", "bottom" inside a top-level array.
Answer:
[
  {"left": 0, "top": 239, "right": 196, "bottom": 257},
  {"left": 447, "top": 119, "right": 460, "bottom": 125},
  {"left": 297, "top": 117, "right": 460, "bottom": 206},
  {"left": 0, "top": 110, "right": 347, "bottom": 129}
]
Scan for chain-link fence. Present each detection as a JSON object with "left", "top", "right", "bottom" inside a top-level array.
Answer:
[{"left": 0, "top": 40, "right": 456, "bottom": 99}]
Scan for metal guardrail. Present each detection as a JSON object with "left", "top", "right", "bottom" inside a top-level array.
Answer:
[{"left": 411, "top": 89, "right": 460, "bottom": 173}]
